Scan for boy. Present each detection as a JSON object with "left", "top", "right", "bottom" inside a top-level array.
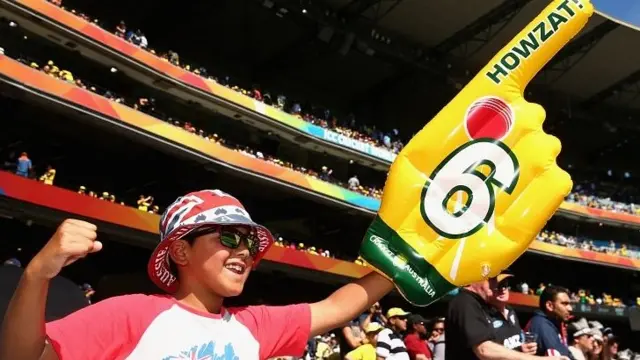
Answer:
[
  {"left": 0, "top": 189, "right": 394, "bottom": 360},
  {"left": 345, "top": 323, "right": 384, "bottom": 360}
]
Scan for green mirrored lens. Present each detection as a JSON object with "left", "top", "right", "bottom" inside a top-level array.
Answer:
[
  {"left": 219, "top": 228, "right": 260, "bottom": 258},
  {"left": 220, "top": 232, "right": 240, "bottom": 249},
  {"left": 246, "top": 237, "right": 259, "bottom": 257}
]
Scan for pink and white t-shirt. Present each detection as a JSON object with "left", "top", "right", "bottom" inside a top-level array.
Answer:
[{"left": 45, "top": 294, "right": 311, "bottom": 360}]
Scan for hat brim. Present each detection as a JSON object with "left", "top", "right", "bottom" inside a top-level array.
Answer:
[
  {"left": 147, "top": 220, "right": 274, "bottom": 293},
  {"left": 365, "top": 327, "right": 383, "bottom": 334},
  {"left": 495, "top": 273, "right": 514, "bottom": 283},
  {"left": 388, "top": 311, "right": 410, "bottom": 318}
]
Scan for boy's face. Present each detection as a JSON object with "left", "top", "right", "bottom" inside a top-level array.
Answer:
[{"left": 185, "top": 228, "right": 254, "bottom": 297}]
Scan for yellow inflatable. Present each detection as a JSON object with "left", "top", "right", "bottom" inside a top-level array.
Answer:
[{"left": 360, "top": 0, "right": 592, "bottom": 306}]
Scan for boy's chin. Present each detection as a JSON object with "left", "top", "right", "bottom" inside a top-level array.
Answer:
[
  {"left": 223, "top": 286, "right": 244, "bottom": 297},
  {"left": 215, "top": 282, "right": 246, "bottom": 297}
]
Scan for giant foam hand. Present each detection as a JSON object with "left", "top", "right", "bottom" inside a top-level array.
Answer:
[{"left": 360, "top": 0, "right": 592, "bottom": 306}]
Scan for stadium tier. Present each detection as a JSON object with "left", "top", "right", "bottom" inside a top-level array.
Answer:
[
  {"left": 2, "top": 0, "right": 640, "bottom": 226},
  {"left": 0, "top": 0, "right": 398, "bottom": 170},
  {"left": 0, "top": 49, "right": 638, "bottom": 263}
]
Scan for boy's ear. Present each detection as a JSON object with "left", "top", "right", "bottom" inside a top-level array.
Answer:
[{"left": 169, "top": 239, "right": 189, "bottom": 266}]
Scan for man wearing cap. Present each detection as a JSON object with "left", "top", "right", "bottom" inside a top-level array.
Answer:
[
  {"left": 376, "top": 308, "right": 410, "bottom": 360},
  {"left": 487, "top": 274, "right": 536, "bottom": 354},
  {"left": 0, "top": 189, "right": 397, "bottom": 360},
  {"left": 567, "top": 318, "right": 594, "bottom": 360},
  {"left": 446, "top": 275, "right": 567, "bottom": 360},
  {"left": 404, "top": 314, "right": 432, "bottom": 360},
  {"left": 346, "top": 323, "right": 384, "bottom": 360}
]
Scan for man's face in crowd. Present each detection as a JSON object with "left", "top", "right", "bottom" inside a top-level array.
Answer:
[
  {"left": 412, "top": 321, "right": 427, "bottom": 336},
  {"left": 390, "top": 316, "right": 407, "bottom": 331},
  {"left": 547, "top": 291, "right": 572, "bottom": 321},
  {"left": 488, "top": 278, "right": 509, "bottom": 304}
]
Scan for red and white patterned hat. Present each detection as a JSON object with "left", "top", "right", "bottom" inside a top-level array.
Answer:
[{"left": 147, "top": 189, "right": 274, "bottom": 293}]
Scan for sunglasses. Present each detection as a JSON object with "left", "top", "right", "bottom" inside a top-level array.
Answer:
[
  {"left": 491, "top": 280, "right": 510, "bottom": 290},
  {"left": 433, "top": 327, "right": 444, "bottom": 333},
  {"left": 188, "top": 225, "right": 260, "bottom": 257}
]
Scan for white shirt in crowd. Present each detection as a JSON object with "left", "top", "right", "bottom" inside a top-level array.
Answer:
[
  {"left": 569, "top": 346, "right": 587, "bottom": 360},
  {"left": 140, "top": 35, "right": 148, "bottom": 48},
  {"left": 376, "top": 328, "right": 410, "bottom": 360},
  {"left": 348, "top": 176, "right": 360, "bottom": 190}
]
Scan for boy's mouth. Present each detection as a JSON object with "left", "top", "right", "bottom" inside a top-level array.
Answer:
[{"left": 224, "top": 261, "right": 247, "bottom": 274}]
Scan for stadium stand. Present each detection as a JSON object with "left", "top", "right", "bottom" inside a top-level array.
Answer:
[{"left": 1, "top": 0, "right": 640, "bottom": 358}]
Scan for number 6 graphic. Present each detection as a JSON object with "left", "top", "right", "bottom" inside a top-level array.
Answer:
[{"left": 421, "top": 139, "right": 520, "bottom": 239}]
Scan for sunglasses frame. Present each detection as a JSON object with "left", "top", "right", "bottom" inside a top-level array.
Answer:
[{"left": 186, "top": 224, "right": 260, "bottom": 257}]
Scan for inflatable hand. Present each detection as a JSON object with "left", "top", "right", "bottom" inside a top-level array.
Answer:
[{"left": 360, "top": 0, "right": 592, "bottom": 306}]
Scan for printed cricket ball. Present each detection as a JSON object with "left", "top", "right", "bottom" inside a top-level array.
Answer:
[{"left": 464, "top": 97, "right": 514, "bottom": 140}]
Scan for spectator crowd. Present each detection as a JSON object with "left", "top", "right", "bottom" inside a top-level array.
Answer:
[
  {"left": 45, "top": 0, "right": 406, "bottom": 156},
  {"left": 291, "top": 276, "right": 635, "bottom": 360}
]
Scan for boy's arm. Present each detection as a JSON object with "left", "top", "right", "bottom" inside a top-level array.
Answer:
[
  {"left": 0, "top": 268, "right": 53, "bottom": 360},
  {"left": 309, "top": 272, "right": 393, "bottom": 337},
  {"left": 0, "top": 219, "right": 100, "bottom": 360}
]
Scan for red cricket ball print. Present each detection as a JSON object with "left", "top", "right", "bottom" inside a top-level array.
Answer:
[{"left": 464, "top": 96, "right": 514, "bottom": 140}]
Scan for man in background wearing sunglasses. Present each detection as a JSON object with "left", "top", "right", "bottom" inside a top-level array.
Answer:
[
  {"left": 445, "top": 274, "right": 564, "bottom": 360},
  {"left": 487, "top": 274, "right": 537, "bottom": 355},
  {"left": 0, "top": 189, "right": 395, "bottom": 360}
]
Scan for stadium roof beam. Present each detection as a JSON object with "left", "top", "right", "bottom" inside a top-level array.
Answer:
[
  {"left": 262, "top": 0, "right": 466, "bottom": 87},
  {"left": 251, "top": 34, "right": 319, "bottom": 78},
  {"left": 339, "top": 0, "right": 405, "bottom": 23},
  {"left": 433, "top": 0, "right": 532, "bottom": 59},
  {"left": 339, "top": 0, "right": 379, "bottom": 16},
  {"left": 348, "top": 67, "right": 416, "bottom": 107},
  {"left": 535, "top": 20, "right": 618, "bottom": 85},
  {"left": 583, "top": 69, "right": 640, "bottom": 107}
]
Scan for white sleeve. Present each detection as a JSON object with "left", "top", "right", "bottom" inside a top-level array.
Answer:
[{"left": 376, "top": 329, "right": 392, "bottom": 358}]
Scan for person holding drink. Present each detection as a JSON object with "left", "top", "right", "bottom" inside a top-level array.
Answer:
[
  {"left": 445, "top": 274, "right": 556, "bottom": 360},
  {"left": 487, "top": 274, "right": 538, "bottom": 354}
]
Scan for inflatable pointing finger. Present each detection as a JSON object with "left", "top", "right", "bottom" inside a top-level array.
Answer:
[{"left": 359, "top": 0, "right": 592, "bottom": 306}]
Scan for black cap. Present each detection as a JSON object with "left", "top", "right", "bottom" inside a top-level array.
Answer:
[{"left": 407, "top": 314, "right": 427, "bottom": 328}]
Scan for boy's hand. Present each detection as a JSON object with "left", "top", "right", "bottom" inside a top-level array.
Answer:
[{"left": 27, "top": 219, "right": 101, "bottom": 280}]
